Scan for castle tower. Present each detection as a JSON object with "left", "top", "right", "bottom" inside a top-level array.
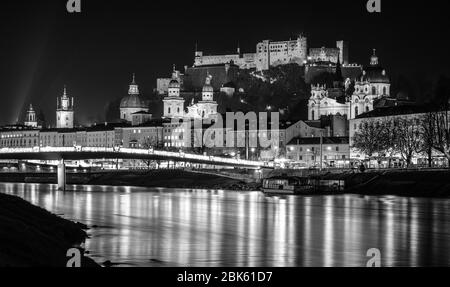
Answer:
[
  {"left": 24, "top": 103, "right": 38, "bottom": 128},
  {"left": 56, "top": 86, "right": 74, "bottom": 129},
  {"left": 120, "top": 74, "right": 149, "bottom": 122}
]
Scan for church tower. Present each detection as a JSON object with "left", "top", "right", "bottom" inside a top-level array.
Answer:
[
  {"left": 56, "top": 86, "right": 74, "bottom": 129},
  {"left": 24, "top": 104, "right": 38, "bottom": 128},
  {"left": 197, "top": 74, "right": 218, "bottom": 119},
  {"left": 163, "top": 66, "right": 185, "bottom": 118}
]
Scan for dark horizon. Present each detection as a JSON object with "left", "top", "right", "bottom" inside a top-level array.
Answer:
[{"left": 0, "top": 0, "right": 449, "bottom": 126}]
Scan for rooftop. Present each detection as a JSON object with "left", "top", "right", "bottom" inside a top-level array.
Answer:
[{"left": 354, "top": 104, "right": 433, "bottom": 119}]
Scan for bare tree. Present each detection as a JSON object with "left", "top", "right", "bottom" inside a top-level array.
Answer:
[
  {"left": 432, "top": 109, "right": 450, "bottom": 164},
  {"left": 352, "top": 120, "right": 386, "bottom": 164},
  {"left": 379, "top": 118, "right": 398, "bottom": 168},
  {"left": 418, "top": 112, "right": 436, "bottom": 167},
  {"left": 394, "top": 118, "right": 421, "bottom": 167}
]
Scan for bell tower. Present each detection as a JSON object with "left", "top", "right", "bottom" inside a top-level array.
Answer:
[
  {"left": 24, "top": 104, "right": 38, "bottom": 128},
  {"left": 56, "top": 86, "right": 74, "bottom": 129}
]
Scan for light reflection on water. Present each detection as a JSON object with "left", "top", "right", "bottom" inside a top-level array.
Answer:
[{"left": 1, "top": 182, "right": 450, "bottom": 267}]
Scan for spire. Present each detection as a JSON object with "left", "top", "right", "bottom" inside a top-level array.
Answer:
[
  {"left": 173, "top": 64, "right": 176, "bottom": 72},
  {"left": 63, "top": 85, "right": 67, "bottom": 97},
  {"left": 370, "top": 48, "right": 379, "bottom": 66},
  {"left": 237, "top": 41, "right": 241, "bottom": 54},
  {"left": 205, "top": 70, "right": 212, "bottom": 85},
  {"left": 29, "top": 103, "right": 34, "bottom": 111},
  {"left": 128, "top": 73, "right": 139, "bottom": 95}
]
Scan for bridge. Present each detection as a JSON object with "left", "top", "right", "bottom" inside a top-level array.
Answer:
[{"left": 0, "top": 147, "right": 273, "bottom": 190}]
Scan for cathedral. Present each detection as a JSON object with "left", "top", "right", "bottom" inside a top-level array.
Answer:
[
  {"left": 308, "top": 49, "right": 391, "bottom": 120},
  {"left": 163, "top": 74, "right": 218, "bottom": 120},
  {"left": 120, "top": 74, "right": 149, "bottom": 122}
]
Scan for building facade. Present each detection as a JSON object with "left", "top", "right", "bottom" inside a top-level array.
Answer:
[{"left": 286, "top": 137, "right": 350, "bottom": 168}]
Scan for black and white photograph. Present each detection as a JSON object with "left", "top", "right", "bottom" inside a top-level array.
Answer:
[{"left": 1, "top": 0, "right": 450, "bottom": 274}]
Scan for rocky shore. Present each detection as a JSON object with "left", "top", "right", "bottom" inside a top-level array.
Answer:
[{"left": 0, "top": 192, "right": 99, "bottom": 267}]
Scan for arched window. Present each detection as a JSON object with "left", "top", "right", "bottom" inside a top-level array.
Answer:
[
  {"left": 168, "top": 107, "right": 171, "bottom": 114},
  {"left": 311, "top": 110, "right": 315, "bottom": 120},
  {"left": 372, "top": 86, "right": 377, "bottom": 95},
  {"left": 383, "top": 87, "right": 387, "bottom": 95},
  {"left": 355, "top": 107, "right": 359, "bottom": 117},
  {"left": 366, "top": 106, "right": 370, "bottom": 113}
]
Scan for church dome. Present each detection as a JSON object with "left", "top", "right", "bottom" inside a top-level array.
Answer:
[
  {"left": 120, "top": 94, "right": 147, "bottom": 109},
  {"left": 169, "top": 79, "right": 180, "bottom": 89},
  {"left": 203, "top": 83, "right": 213, "bottom": 93},
  {"left": 362, "top": 67, "right": 389, "bottom": 84},
  {"left": 120, "top": 74, "right": 147, "bottom": 109},
  {"left": 361, "top": 49, "right": 389, "bottom": 84}
]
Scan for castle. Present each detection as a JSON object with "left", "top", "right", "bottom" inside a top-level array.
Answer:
[{"left": 193, "top": 36, "right": 351, "bottom": 72}]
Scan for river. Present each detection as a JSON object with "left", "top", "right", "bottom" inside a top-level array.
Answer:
[{"left": 1, "top": 182, "right": 450, "bottom": 267}]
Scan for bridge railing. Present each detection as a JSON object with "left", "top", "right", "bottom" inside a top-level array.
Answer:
[{"left": 0, "top": 146, "right": 273, "bottom": 168}]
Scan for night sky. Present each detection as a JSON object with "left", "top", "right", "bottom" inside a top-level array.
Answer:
[{"left": 0, "top": 0, "right": 449, "bottom": 126}]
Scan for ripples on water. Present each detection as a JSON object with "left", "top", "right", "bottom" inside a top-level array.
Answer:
[{"left": 1, "top": 183, "right": 450, "bottom": 267}]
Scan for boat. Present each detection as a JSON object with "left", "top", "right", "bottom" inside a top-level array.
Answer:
[{"left": 262, "top": 176, "right": 314, "bottom": 195}]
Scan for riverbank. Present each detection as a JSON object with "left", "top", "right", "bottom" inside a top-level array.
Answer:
[
  {"left": 1, "top": 169, "right": 449, "bottom": 197},
  {"left": 344, "top": 170, "right": 450, "bottom": 197},
  {"left": 0, "top": 170, "right": 260, "bottom": 191},
  {"left": 0, "top": 192, "right": 99, "bottom": 267}
]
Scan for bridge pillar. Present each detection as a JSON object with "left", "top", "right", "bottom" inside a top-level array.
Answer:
[{"left": 57, "top": 160, "right": 66, "bottom": 191}]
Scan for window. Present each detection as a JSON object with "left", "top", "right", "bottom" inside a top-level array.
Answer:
[
  {"left": 383, "top": 87, "right": 387, "bottom": 95},
  {"left": 355, "top": 107, "right": 359, "bottom": 116},
  {"left": 336, "top": 146, "right": 339, "bottom": 152},
  {"left": 372, "top": 86, "right": 377, "bottom": 95}
]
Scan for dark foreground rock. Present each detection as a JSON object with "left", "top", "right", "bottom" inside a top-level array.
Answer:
[{"left": 0, "top": 192, "right": 99, "bottom": 267}]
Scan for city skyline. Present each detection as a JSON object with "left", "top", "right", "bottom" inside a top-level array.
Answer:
[{"left": 1, "top": 0, "right": 450, "bottom": 126}]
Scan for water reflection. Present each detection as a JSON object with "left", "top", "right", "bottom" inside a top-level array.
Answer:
[{"left": 1, "top": 183, "right": 450, "bottom": 267}]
